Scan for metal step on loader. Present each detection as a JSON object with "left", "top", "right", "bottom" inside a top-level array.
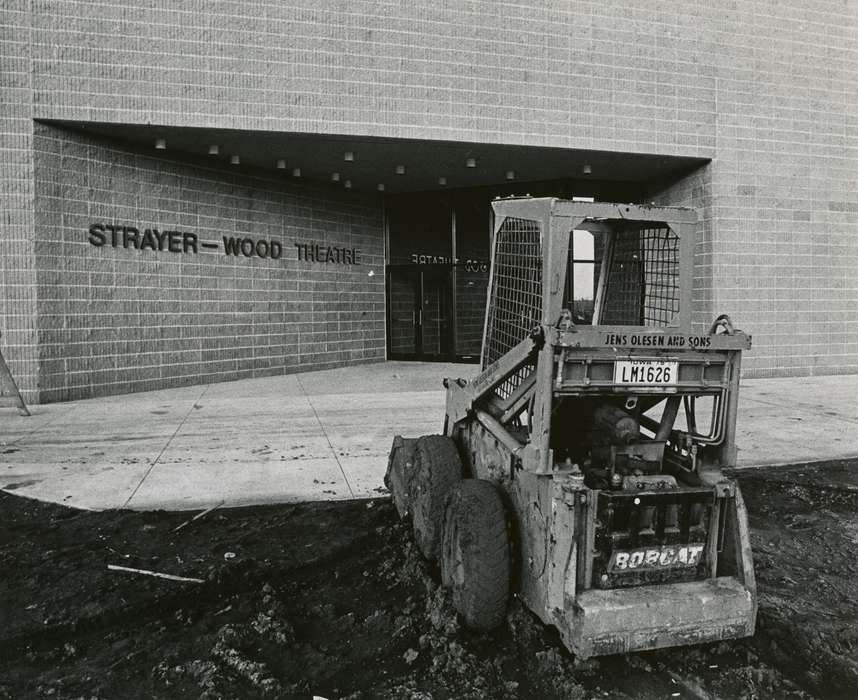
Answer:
[{"left": 386, "top": 197, "right": 755, "bottom": 658}]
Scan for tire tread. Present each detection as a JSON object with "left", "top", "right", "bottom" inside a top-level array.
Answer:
[
  {"left": 410, "top": 435, "right": 462, "bottom": 562},
  {"left": 442, "top": 479, "right": 510, "bottom": 630}
]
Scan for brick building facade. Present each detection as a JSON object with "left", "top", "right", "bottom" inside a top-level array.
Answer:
[{"left": 1, "top": 1, "right": 856, "bottom": 402}]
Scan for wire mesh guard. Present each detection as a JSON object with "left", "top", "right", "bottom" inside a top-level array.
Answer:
[
  {"left": 482, "top": 218, "right": 542, "bottom": 403},
  {"left": 600, "top": 225, "right": 680, "bottom": 326},
  {"left": 483, "top": 217, "right": 543, "bottom": 367}
]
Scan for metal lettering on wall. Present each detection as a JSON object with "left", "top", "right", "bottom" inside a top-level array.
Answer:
[
  {"left": 295, "top": 242, "right": 358, "bottom": 265},
  {"left": 87, "top": 224, "right": 359, "bottom": 265}
]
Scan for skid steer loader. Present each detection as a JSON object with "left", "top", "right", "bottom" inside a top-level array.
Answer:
[{"left": 386, "top": 197, "right": 755, "bottom": 658}]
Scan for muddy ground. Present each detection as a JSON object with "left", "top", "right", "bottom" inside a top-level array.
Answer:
[{"left": 1, "top": 460, "right": 857, "bottom": 699}]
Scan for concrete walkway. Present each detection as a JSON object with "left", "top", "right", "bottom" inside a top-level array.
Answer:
[{"left": 1, "top": 362, "right": 857, "bottom": 511}]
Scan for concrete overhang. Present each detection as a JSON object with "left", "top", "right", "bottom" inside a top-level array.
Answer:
[{"left": 44, "top": 120, "right": 708, "bottom": 195}]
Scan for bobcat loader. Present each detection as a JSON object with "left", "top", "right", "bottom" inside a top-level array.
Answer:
[{"left": 386, "top": 197, "right": 755, "bottom": 658}]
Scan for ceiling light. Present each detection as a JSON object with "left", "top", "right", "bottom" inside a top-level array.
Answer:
[
  {"left": 344, "top": 151, "right": 354, "bottom": 162},
  {"left": 438, "top": 176, "right": 447, "bottom": 186},
  {"left": 506, "top": 170, "right": 515, "bottom": 180},
  {"left": 377, "top": 183, "right": 385, "bottom": 192},
  {"left": 276, "top": 159, "right": 286, "bottom": 169},
  {"left": 466, "top": 157, "right": 476, "bottom": 168},
  {"left": 395, "top": 164, "right": 406, "bottom": 175},
  {"left": 582, "top": 163, "right": 592, "bottom": 175},
  {"left": 292, "top": 168, "right": 301, "bottom": 177},
  {"left": 331, "top": 172, "right": 340, "bottom": 182},
  {"left": 344, "top": 179, "right": 352, "bottom": 189},
  {"left": 208, "top": 144, "right": 219, "bottom": 155},
  {"left": 230, "top": 154, "right": 240, "bottom": 165},
  {"left": 155, "top": 138, "right": 166, "bottom": 150}
]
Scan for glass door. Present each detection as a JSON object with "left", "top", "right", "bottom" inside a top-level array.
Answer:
[
  {"left": 418, "top": 266, "right": 452, "bottom": 359},
  {"left": 386, "top": 265, "right": 453, "bottom": 360},
  {"left": 387, "top": 266, "right": 420, "bottom": 359}
]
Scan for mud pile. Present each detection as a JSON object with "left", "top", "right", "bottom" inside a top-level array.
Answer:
[{"left": 1, "top": 460, "right": 856, "bottom": 698}]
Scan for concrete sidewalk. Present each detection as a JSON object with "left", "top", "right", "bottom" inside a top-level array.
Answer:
[{"left": 1, "top": 362, "right": 857, "bottom": 511}]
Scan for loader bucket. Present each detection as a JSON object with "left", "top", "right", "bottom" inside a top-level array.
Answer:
[{"left": 559, "top": 577, "right": 755, "bottom": 658}]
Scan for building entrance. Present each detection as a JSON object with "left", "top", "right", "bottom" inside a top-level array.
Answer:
[
  {"left": 384, "top": 181, "right": 643, "bottom": 364},
  {"left": 385, "top": 191, "right": 491, "bottom": 363}
]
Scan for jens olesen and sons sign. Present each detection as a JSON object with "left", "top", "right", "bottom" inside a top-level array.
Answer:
[{"left": 87, "top": 223, "right": 360, "bottom": 265}]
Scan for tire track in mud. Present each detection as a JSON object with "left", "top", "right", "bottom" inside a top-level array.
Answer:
[
  {"left": 0, "top": 509, "right": 380, "bottom": 660},
  {"left": 543, "top": 633, "right": 812, "bottom": 700}
]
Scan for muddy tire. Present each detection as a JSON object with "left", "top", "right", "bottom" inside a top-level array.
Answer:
[
  {"left": 411, "top": 435, "right": 462, "bottom": 562},
  {"left": 441, "top": 479, "right": 510, "bottom": 631},
  {"left": 385, "top": 436, "right": 417, "bottom": 518}
]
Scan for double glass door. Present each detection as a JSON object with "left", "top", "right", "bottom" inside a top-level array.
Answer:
[{"left": 386, "top": 265, "right": 452, "bottom": 360}]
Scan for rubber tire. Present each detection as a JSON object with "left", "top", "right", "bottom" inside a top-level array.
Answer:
[
  {"left": 441, "top": 479, "right": 510, "bottom": 631},
  {"left": 410, "top": 435, "right": 462, "bottom": 563}
]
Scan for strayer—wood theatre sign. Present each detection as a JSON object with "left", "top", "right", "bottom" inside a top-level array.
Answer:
[{"left": 87, "top": 223, "right": 359, "bottom": 265}]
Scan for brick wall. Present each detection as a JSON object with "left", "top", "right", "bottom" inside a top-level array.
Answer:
[
  {"left": 652, "top": 164, "right": 714, "bottom": 334},
  {"left": 700, "top": 2, "right": 858, "bottom": 377},
  {"left": 31, "top": 123, "right": 385, "bottom": 402},
  {"left": 1, "top": 1, "right": 855, "bottom": 379},
  {"left": 29, "top": 1, "right": 718, "bottom": 155},
  {"left": 0, "top": 1, "right": 38, "bottom": 402}
]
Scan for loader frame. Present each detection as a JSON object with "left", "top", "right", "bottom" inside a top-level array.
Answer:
[{"left": 440, "top": 198, "right": 756, "bottom": 657}]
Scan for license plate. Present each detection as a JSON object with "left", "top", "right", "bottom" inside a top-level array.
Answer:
[
  {"left": 608, "top": 544, "right": 705, "bottom": 572},
  {"left": 614, "top": 359, "right": 678, "bottom": 385}
]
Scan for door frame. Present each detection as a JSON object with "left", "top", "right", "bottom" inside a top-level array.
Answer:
[
  {"left": 385, "top": 264, "right": 458, "bottom": 361},
  {"left": 385, "top": 265, "right": 420, "bottom": 361}
]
